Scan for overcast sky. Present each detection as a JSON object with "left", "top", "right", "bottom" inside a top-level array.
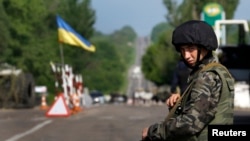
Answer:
[{"left": 91, "top": 0, "right": 250, "bottom": 37}]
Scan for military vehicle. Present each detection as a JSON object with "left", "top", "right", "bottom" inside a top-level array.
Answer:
[
  {"left": 215, "top": 19, "right": 250, "bottom": 108},
  {"left": 215, "top": 20, "right": 250, "bottom": 83},
  {"left": 0, "top": 63, "right": 36, "bottom": 109}
]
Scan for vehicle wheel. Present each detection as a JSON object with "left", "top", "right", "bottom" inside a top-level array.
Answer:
[
  {"left": 22, "top": 73, "right": 36, "bottom": 108},
  {"left": 14, "top": 73, "right": 35, "bottom": 109}
]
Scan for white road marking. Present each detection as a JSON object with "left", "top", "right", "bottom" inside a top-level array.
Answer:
[{"left": 5, "top": 120, "right": 52, "bottom": 141}]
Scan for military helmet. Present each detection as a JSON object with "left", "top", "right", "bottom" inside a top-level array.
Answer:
[{"left": 172, "top": 20, "right": 218, "bottom": 52}]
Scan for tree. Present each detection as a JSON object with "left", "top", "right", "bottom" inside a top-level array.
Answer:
[
  {"left": 142, "top": 30, "right": 178, "bottom": 86},
  {"left": 0, "top": 0, "right": 98, "bottom": 94},
  {"left": 110, "top": 25, "right": 137, "bottom": 68},
  {"left": 163, "top": 0, "right": 239, "bottom": 27},
  {"left": 81, "top": 39, "right": 125, "bottom": 93},
  {"left": 62, "top": 0, "right": 95, "bottom": 39},
  {"left": 89, "top": 26, "right": 136, "bottom": 93},
  {"left": 150, "top": 22, "right": 172, "bottom": 43},
  {"left": 0, "top": 1, "right": 10, "bottom": 57}
]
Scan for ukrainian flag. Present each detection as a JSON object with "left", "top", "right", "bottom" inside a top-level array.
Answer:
[{"left": 56, "top": 15, "right": 96, "bottom": 52}]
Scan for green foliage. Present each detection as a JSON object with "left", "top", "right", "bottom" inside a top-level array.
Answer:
[
  {"left": 0, "top": 0, "right": 136, "bottom": 96},
  {"left": 62, "top": 0, "right": 95, "bottom": 38},
  {"left": 111, "top": 26, "right": 137, "bottom": 43},
  {"left": 110, "top": 26, "right": 137, "bottom": 68},
  {"left": 83, "top": 41, "right": 123, "bottom": 91},
  {"left": 88, "top": 26, "right": 136, "bottom": 93},
  {"left": 0, "top": 2, "right": 10, "bottom": 55},
  {"left": 150, "top": 22, "right": 173, "bottom": 43},
  {"left": 142, "top": 30, "right": 178, "bottom": 86},
  {"left": 163, "top": 0, "right": 239, "bottom": 27},
  {"left": 81, "top": 39, "right": 125, "bottom": 93}
]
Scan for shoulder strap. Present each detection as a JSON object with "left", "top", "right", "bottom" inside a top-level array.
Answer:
[{"left": 164, "top": 62, "right": 224, "bottom": 122}]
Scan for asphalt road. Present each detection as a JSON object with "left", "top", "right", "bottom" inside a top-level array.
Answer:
[
  {"left": 0, "top": 103, "right": 167, "bottom": 141},
  {"left": 126, "top": 37, "right": 154, "bottom": 98},
  {"left": 0, "top": 104, "right": 250, "bottom": 141}
]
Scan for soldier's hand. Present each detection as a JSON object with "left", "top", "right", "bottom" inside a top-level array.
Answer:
[
  {"left": 166, "top": 93, "right": 180, "bottom": 107},
  {"left": 142, "top": 127, "right": 149, "bottom": 140}
]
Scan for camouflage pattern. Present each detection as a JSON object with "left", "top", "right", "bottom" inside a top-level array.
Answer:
[{"left": 147, "top": 55, "right": 235, "bottom": 141}]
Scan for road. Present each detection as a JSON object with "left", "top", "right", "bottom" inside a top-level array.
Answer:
[
  {"left": 0, "top": 104, "right": 167, "bottom": 141},
  {"left": 1, "top": 104, "right": 250, "bottom": 141},
  {"left": 126, "top": 37, "right": 154, "bottom": 98}
]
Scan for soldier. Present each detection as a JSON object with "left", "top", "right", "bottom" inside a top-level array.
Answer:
[{"left": 141, "top": 20, "right": 235, "bottom": 141}]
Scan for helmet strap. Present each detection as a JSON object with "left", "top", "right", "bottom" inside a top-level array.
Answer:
[
  {"left": 195, "top": 48, "right": 201, "bottom": 66},
  {"left": 194, "top": 49, "right": 213, "bottom": 69}
]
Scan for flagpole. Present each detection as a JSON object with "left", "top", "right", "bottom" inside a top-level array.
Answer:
[{"left": 59, "top": 43, "right": 65, "bottom": 66}]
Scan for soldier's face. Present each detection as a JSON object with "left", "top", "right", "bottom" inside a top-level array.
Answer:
[{"left": 180, "top": 45, "right": 208, "bottom": 67}]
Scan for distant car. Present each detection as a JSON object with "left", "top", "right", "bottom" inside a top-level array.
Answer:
[
  {"left": 110, "top": 93, "right": 127, "bottom": 104},
  {"left": 90, "top": 91, "right": 105, "bottom": 104}
]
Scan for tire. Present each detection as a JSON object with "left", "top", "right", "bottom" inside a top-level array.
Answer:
[
  {"left": 21, "top": 73, "right": 36, "bottom": 108},
  {"left": 13, "top": 73, "right": 35, "bottom": 109}
]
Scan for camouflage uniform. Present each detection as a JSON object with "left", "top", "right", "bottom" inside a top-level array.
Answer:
[{"left": 146, "top": 55, "right": 235, "bottom": 141}]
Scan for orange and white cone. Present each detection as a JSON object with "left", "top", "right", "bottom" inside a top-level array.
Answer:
[
  {"left": 40, "top": 95, "right": 49, "bottom": 110},
  {"left": 72, "top": 94, "right": 82, "bottom": 114}
]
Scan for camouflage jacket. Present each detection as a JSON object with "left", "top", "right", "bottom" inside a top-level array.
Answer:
[{"left": 146, "top": 55, "right": 235, "bottom": 141}]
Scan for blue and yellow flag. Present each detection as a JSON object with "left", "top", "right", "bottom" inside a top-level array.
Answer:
[{"left": 56, "top": 15, "right": 96, "bottom": 52}]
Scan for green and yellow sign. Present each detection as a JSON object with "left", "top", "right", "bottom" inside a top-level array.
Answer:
[{"left": 202, "top": 2, "right": 224, "bottom": 26}]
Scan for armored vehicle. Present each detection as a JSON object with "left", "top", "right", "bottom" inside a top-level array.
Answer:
[
  {"left": 0, "top": 63, "right": 35, "bottom": 108},
  {"left": 215, "top": 19, "right": 250, "bottom": 108},
  {"left": 215, "top": 20, "right": 250, "bottom": 84}
]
